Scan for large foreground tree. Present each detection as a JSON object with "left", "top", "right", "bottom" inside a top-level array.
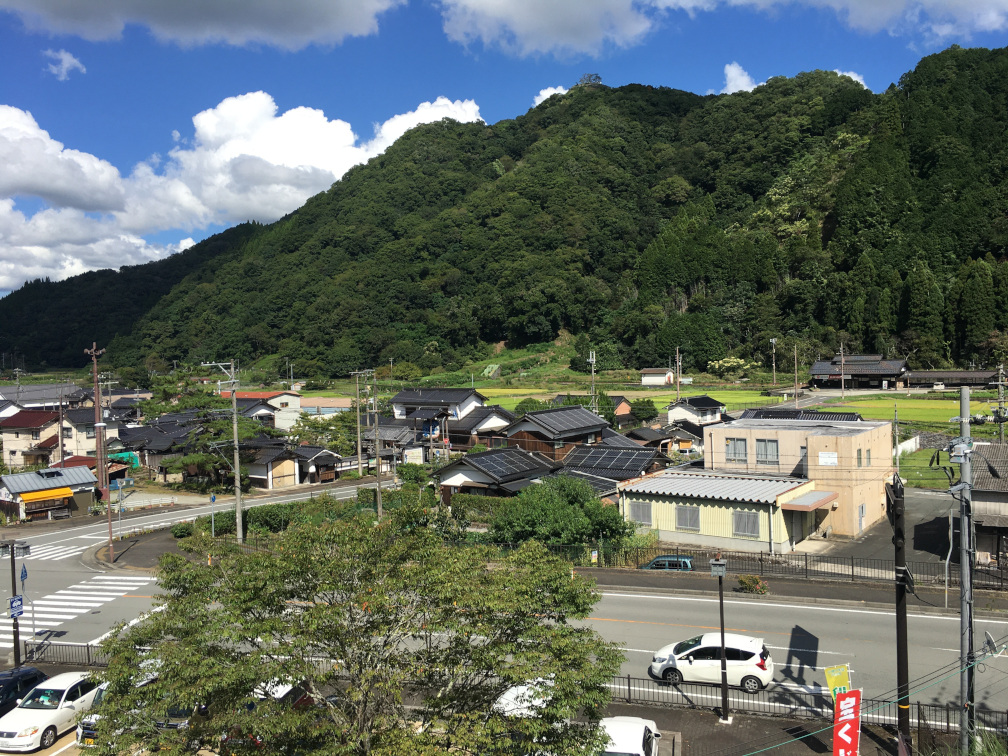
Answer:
[{"left": 95, "top": 505, "right": 623, "bottom": 755}]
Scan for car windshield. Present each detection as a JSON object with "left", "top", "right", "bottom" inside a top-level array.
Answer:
[
  {"left": 92, "top": 688, "right": 106, "bottom": 707},
  {"left": 19, "top": 687, "right": 65, "bottom": 710},
  {"left": 673, "top": 635, "right": 703, "bottom": 655}
]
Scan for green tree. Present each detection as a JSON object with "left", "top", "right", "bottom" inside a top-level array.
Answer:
[
  {"left": 95, "top": 511, "right": 619, "bottom": 756},
  {"left": 490, "top": 476, "right": 632, "bottom": 544},
  {"left": 630, "top": 398, "right": 659, "bottom": 423}
]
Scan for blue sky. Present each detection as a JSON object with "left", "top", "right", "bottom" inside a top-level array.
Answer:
[{"left": 1, "top": 0, "right": 1006, "bottom": 297}]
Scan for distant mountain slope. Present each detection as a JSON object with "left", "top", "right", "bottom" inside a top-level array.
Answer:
[{"left": 2, "top": 45, "right": 1007, "bottom": 377}]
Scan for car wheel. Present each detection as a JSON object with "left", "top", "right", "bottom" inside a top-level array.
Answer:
[
  {"left": 741, "top": 675, "right": 762, "bottom": 694},
  {"left": 662, "top": 667, "right": 683, "bottom": 684},
  {"left": 40, "top": 726, "right": 57, "bottom": 748}
]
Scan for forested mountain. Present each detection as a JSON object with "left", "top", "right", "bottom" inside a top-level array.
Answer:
[{"left": 2, "top": 45, "right": 1007, "bottom": 378}]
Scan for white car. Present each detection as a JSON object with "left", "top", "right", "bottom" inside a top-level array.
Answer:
[
  {"left": 650, "top": 632, "right": 774, "bottom": 694},
  {"left": 0, "top": 671, "right": 101, "bottom": 751},
  {"left": 600, "top": 716, "right": 661, "bottom": 756}
]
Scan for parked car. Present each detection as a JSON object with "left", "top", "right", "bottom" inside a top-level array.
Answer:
[
  {"left": 650, "top": 633, "right": 773, "bottom": 694},
  {"left": 77, "top": 658, "right": 160, "bottom": 748},
  {"left": 638, "top": 555, "right": 693, "bottom": 571},
  {"left": 0, "top": 669, "right": 47, "bottom": 719},
  {"left": 0, "top": 671, "right": 101, "bottom": 751},
  {"left": 599, "top": 716, "right": 661, "bottom": 756}
]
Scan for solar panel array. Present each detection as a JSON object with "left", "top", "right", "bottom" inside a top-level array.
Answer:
[
  {"left": 562, "top": 446, "right": 657, "bottom": 476},
  {"left": 469, "top": 449, "right": 552, "bottom": 482}
]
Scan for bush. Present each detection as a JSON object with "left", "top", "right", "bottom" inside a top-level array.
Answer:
[
  {"left": 737, "top": 574, "right": 769, "bottom": 594},
  {"left": 449, "top": 492, "right": 510, "bottom": 525},
  {"left": 341, "top": 471, "right": 361, "bottom": 481},
  {"left": 170, "top": 522, "right": 194, "bottom": 539}
]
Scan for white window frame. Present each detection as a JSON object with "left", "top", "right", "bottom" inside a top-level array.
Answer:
[
  {"left": 732, "top": 509, "right": 760, "bottom": 539},
  {"left": 725, "top": 437, "right": 747, "bottom": 463},
  {"left": 676, "top": 504, "right": 701, "bottom": 532},
  {"left": 628, "top": 500, "right": 652, "bottom": 526},
  {"left": 755, "top": 438, "right": 779, "bottom": 465}
]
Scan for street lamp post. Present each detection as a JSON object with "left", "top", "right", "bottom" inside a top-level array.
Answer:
[
  {"left": 710, "top": 555, "right": 730, "bottom": 724},
  {"left": 1, "top": 540, "right": 30, "bottom": 667}
]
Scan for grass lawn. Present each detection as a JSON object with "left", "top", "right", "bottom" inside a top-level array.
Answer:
[
  {"left": 477, "top": 386, "right": 787, "bottom": 413},
  {"left": 899, "top": 448, "right": 951, "bottom": 489}
]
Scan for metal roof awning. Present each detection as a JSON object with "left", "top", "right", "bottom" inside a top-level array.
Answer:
[
  {"left": 19, "top": 487, "right": 74, "bottom": 503},
  {"left": 780, "top": 490, "right": 837, "bottom": 512}
]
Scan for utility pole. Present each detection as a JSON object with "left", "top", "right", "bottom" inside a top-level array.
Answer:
[
  {"left": 890, "top": 469, "right": 911, "bottom": 751},
  {"left": 957, "top": 387, "right": 975, "bottom": 756},
  {"left": 794, "top": 345, "right": 799, "bottom": 410},
  {"left": 998, "top": 364, "right": 1005, "bottom": 445},
  {"left": 840, "top": 343, "right": 846, "bottom": 399},
  {"left": 373, "top": 370, "right": 382, "bottom": 520},
  {"left": 203, "top": 361, "right": 243, "bottom": 543},
  {"left": 770, "top": 338, "right": 777, "bottom": 386},
  {"left": 85, "top": 342, "right": 111, "bottom": 563},
  {"left": 676, "top": 347, "right": 681, "bottom": 403},
  {"left": 351, "top": 370, "right": 372, "bottom": 476},
  {"left": 588, "top": 350, "right": 597, "bottom": 415}
]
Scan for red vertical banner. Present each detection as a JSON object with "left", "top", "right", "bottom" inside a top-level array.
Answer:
[{"left": 832, "top": 689, "right": 862, "bottom": 756}]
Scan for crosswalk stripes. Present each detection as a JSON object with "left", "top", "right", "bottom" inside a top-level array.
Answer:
[{"left": 0, "top": 575, "right": 157, "bottom": 649}]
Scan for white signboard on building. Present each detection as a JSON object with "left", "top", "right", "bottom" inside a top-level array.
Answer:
[{"left": 818, "top": 451, "right": 839, "bottom": 466}]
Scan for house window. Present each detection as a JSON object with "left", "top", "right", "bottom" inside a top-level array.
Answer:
[
  {"left": 13, "top": 431, "right": 19, "bottom": 439},
  {"left": 756, "top": 439, "right": 779, "bottom": 465},
  {"left": 31, "top": 430, "right": 40, "bottom": 440},
  {"left": 628, "top": 501, "right": 652, "bottom": 526},
  {"left": 86, "top": 425, "right": 95, "bottom": 439},
  {"left": 280, "top": 402, "right": 289, "bottom": 408},
  {"left": 733, "top": 510, "right": 760, "bottom": 539},
  {"left": 866, "top": 449, "right": 871, "bottom": 466},
  {"left": 62, "top": 427, "right": 72, "bottom": 439},
  {"left": 857, "top": 449, "right": 863, "bottom": 467},
  {"left": 676, "top": 505, "right": 700, "bottom": 532},
  {"left": 725, "top": 438, "right": 747, "bottom": 463}
]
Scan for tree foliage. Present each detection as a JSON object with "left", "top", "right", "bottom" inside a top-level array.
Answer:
[
  {"left": 489, "top": 476, "right": 633, "bottom": 544},
  {"left": 95, "top": 506, "right": 621, "bottom": 756}
]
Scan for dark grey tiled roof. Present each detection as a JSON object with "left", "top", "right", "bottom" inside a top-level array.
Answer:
[
  {"left": 600, "top": 428, "right": 644, "bottom": 448},
  {"left": 973, "top": 443, "right": 1008, "bottom": 493},
  {"left": 510, "top": 406, "right": 609, "bottom": 439},
  {"left": 437, "top": 448, "right": 558, "bottom": 485},
  {"left": 810, "top": 356, "right": 907, "bottom": 377},
  {"left": 392, "top": 388, "right": 484, "bottom": 406}
]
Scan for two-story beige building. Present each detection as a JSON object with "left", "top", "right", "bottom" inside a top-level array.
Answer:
[
  {"left": 704, "top": 418, "right": 892, "bottom": 537},
  {"left": 0, "top": 410, "right": 60, "bottom": 469}
]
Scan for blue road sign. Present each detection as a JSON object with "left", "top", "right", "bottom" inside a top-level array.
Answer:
[
  {"left": 8, "top": 595, "right": 23, "bottom": 619},
  {"left": 210, "top": 494, "right": 216, "bottom": 503},
  {"left": 20, "top": 564, "right": 26, "bottom": 583}
]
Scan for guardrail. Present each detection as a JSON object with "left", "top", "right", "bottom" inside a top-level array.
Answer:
[
  {"left": 25, "top": 640, "right": 109, "bottom": 667},
  {"left": 520, "top": 543, "right": 1008, "bottom": 591},
  {"left": 608, "top": 675, "right": 1008, "bottom": 736}
]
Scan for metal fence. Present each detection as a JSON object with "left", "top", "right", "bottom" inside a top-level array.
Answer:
[
  {"left": 607, "top": 675, "right": 1008, "bottom": 736},
  {"left": 25, "top": 639, "right": 109, "bottom": 667},
  {"left": 528, "top": 542, "right": 1008, "bottom": 591}
]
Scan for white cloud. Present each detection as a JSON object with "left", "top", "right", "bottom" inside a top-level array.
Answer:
[
  {"left": 834, "top": 68, "right": 867, "bottom": 87},
  {"left": 0, "top": 0, "right": 407, "bottom": 50},
  {"left": 2, "top": 0, "right": 1006, "bottom": 56},
  {"left": 720, "top": 62, "right": 761, "bottom": 93},
  {"left": 0, "top": 106, "right": 125, "bottom": 210},
  {"left": 534, "top": 86, "right": 568, "bottom": 106},
  {"left": 42, "top": 49, "right": 85, "bottom": 81},
  {"left": 0, "top": 94, "right": 483, "bottom": 293}
]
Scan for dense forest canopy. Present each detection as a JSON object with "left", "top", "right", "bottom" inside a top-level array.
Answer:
[{"left": 2, "top": 45, "right": 1006, "bottom": 378}]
